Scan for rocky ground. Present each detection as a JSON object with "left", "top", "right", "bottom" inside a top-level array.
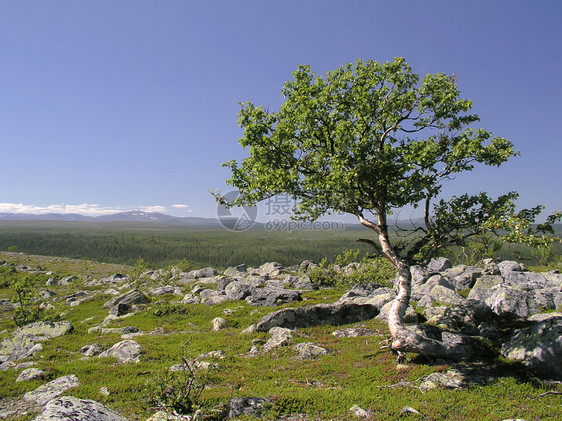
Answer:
[{"left": 0, "top": 256, "right": 561, "bottom": 420}]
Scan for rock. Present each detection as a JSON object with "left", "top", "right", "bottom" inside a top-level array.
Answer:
[
  {"left": 228, "top": 397, "right": 270, "bottom": 418},
  {"left": 258, "top": 262, "right": 284, "bottom": 276},
  {"left": 497, "top": 260, "right": 526, "bottom": 275},
  {"left": 103, "top": 289, "right": 148, "bottom": 310},
  {"left": 211, "top": 317, "right": 228, "bottom": 331},
  {"left": 16, "top": 367, "right": 45, "bottom": 382},
  {"left": 188, "top": 267, "right": 218, "bottom": 278},
  {"left": 109, "top": 303, "right": 131, "bottom": 317},
  {"left": 263, "top": 327, "right": 293, "bottom": 352},
  {"left": 400, "top": 406, "right": 421, "bottom": 415},
  {"left": 148, "top": 285, "right": 183, "bottom": 296},
  {"left": 467, "top": 275, "right": 504, "bottom": 302},
  {"left": 426, "top": 257, "right": 452, "bottom": 274},
  {"left": 0, "top": 335, "right": 42, "bottom": 362},
  {"left": 442, "top": 265, "right": 483, "bottom": 290},
  {"left": 485, "top": 285, "right": 539, "bottom": 318},
  {"left": 32, "top": 396, "right": 128, "bottom": 421},
  {"left": 14, "top": 321, "right": 74, "bottom": 342},
  {"left": 80, "top": 344, "right": 102, "bottom": 357},
  {"left": 247, "top": 288, "right": 301, "bottom": 307},
  {"left": 99, "top": 273, "right": 128, "bottom": 284},
  {"left": 224, "top": 264, "right": 247, "bottom": 277},
  {"left": 502, "top": 316, "right": 562, "bottom": 380},
  {"left": 350, "top": 404, "right": 371, "bottom": 418},
  {"left": 300, "top": 260, "right": 317, "bottom": 271},
  {"left": 201, "top": 291, "right": 230, "bottom": 306},
  {"left": 39, "top": 289, "right": 57, "bottom": 299},
  {"left": 256, "top": 302, "right": 380, "bottom": 332},
  {"left": 224, "top": 282, "right": 253, "bottom": 300},
  {"left": 294, "top": 342, "right": 330, "bottom": 359},
  {"left": 0, "top": 361, "right": 16, "bottom": 371},
  {"left": 426, "top": 285, "right": 465, "bottom": 306},
  {"left": 98, "top": 340, "right": 142, "bottom": 364},
  {"left": 332, "top": 327, "right": 377, "bottom": 338},
  {"left": 424, "top": 300, "right": 494, "bottom": 334},
  {"left": 412, "top": 275, "right": 455, "bottom": 301},
  {"left": 180, "top": 293, "right": 201, "bottom": 304},
  {"left": 24, "top": 374, "right": 81, "bottom": 406}
]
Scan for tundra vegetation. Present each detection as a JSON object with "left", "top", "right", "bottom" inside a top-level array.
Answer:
[{"left": 218, "top": 57, "right": 561, "bottom": 361}]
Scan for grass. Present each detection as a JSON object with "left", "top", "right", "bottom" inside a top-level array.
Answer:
[{"left": 0, "top": 254, "right": 561, "bottom": 420}]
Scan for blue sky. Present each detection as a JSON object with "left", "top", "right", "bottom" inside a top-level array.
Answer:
[{"left": 1, "top": 1, "right": 561, "bottom": 221}]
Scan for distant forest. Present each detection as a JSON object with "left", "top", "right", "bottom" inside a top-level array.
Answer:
[{"left": 0, "top": 221, "right": 560, "bottom": 269}]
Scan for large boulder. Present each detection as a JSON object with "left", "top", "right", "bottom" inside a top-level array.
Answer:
[
  {"left": 33, "top": 396, "right": 128, "bottom": 421},
  {"left": 255, "top": 302, "right": 380, "bottom": 332},
  {"left": 467, "top": 275, "right": 504, "bottom": 302},
  {"left": 502, "top": 316, "right": 562, "bottom": 380},
  {"left": 14, "top": 321, "right": 74, "bottom": 342},
  {"left": 484, "top": 285, "right": 540, "bottom": 319},
  {"left": 103, "top": 289, "right": 148, "bottom": 310},
  {"left": 247, "top": 288, "right": 301, "bottom": 307},
  {"left": 426, "top": 257, "right": 452, "bottom": 274},
  {"left": 224, "top": 281, "right": 253, "bottom": 301}
]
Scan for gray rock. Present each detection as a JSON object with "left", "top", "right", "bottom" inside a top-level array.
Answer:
[
  {"left": 294, "top": 342, "right": 330, "bottom": 359},
  {"left": 229, "top": 397, "right": 270, "bottom": 419},
  {"left": 224, "top": 281, "right": 253, "bottom": 300},
  {"left": 16, "top": 367, "right": 45, "bottom": 382},
  {"left": 426, "top": 257, "right": 452, "bottom": 274},
  {"left": 498, "top": 260, "right": 525, "bottom": 275},
  {"left": 39, "top": 289, "right": 57, "bottom": 299},
  {"left": 502, "top": 316, "right": 562, "bottom": 380},
  {"left": 485, "top": 285, "right": 539, "bottom": 318},
  {"left": 14, "top": 321, "right": 74, "bottom": 342},
  {"left": 188, "top": 267, "right": 218, "bottom": 278},
  {"left": 0, "top": 335, "right": 42, "bottom": 362},
  {"left": 109, "top": 303, "right": 131, "bottom": 317},
  {"left": 442, "top": 265, "right": 483, "bottom": 290},
  {"left": 467, "top": 275, "right": 504, "bottom": 301},
  {"left": 148, "top": 285, "right": 183, "bottom": 296},
  {"left": 80, "top": 344, "right": 102, "bottom": 357},
  {"left": 98, "top": 340, "right": 141, "bottom": 364},
  {"left": 32, "top": 396, "right": 128, "bottom": 421},
  {"left": 412, "top": 275, "right": 455, "bottom": 301},
  {"left": 263, "top": 327, "right": 293, "bottom": 352},
  {"left": 248, "top": 288, "right": 301, "bottom": 307},
  {"left": 258, "top": 262, "right": 284, "bottom": 276},
  {"left": 201, "top": 291, "right": 230, "bottom": 306},
  {"left": 350, "top": 404, "right": 371, "bottom": 418},
  {"left": 423, "top": 300, "right": 494, "bottom": 334},
  {"left": 180, "top": 293, "right": 201, "bottom": 305},
  {"left": 103, "top": 289, "right": 148, "bottom": 310},
  {"left": 211, "top": 317, "right": 228, "bottom": 331},
  {"left": 24, "top": 374, "right": 80, "bottom": 406},
  {"left": 224, "top": 264, "right": 247, "bottom": 277},
  {"left": 427, "top": 285, "right": 465, "bottom": 306},
  {"left": 256, "top": 302, "right": 380, "bottom": 332},
  {"left": 332, "top": 327, "right": 377, "bottom": 338}
]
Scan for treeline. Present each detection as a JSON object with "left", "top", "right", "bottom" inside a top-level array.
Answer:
[{"left": 0, "top": 222, "right": 559, "bottom": 269}]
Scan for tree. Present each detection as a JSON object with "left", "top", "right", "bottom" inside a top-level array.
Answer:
[{"left": 217, "top": 58, "right": 556, "bottom": 360}]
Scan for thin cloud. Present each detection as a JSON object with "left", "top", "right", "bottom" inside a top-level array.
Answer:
[
  {"left": 0, "top": 203, "right": 171, "bottom": 216},
  {"left": 172, "top": 204, "right": 190, "bottom": 208}
]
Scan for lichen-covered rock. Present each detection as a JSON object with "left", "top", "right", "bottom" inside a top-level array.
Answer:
[
  {"left": 224, "top": 281, "right": 253, "bottom": 300},
  {"left": 426, "top": 257, "right": 452, "bottom": 274},
  {"left": 442, "top": 265, "right": 483, "bottom": 290},
  {"left": 14, "top": 321, "right": 74, "bottom": 342},
  {"left": 502, "top": 316, "right": 562, "bottom": 380},
  {"left": 294, "top": 342, "right": 330, "bottom": 359},
  {"left": 32, "top": 396, "right": 128, "bottom": 421},
  {"left": 229, "top": 397, "right": 270, "bottom": 419},
  {"left": 103, "top": 289, "right": 148, "bottom": 310},
  {"left": 0, "top": 335, "right": 43, "bottom": 362},
  {"left": 467, "top": 275, "right": 504, "bottom": 302},
  {"left": 485, "top": 285, "right": 540, "bottom": 318},
  {"left": 332, "top": 327, "right": 377, "bottom": 338},
  {"left": 98, "top": 340, "right": 141, "bottom": 364},
  {"left": 211, "top": 317, "right": 228, "bottom": 331},
  {"left": 16, "top": 367, "right": 45, "bottom": 382},
  {"left": 24, "top": 374, "right": 80, "bottom": 406}
]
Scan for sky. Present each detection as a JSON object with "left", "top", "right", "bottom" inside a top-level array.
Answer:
[{"left": 1, "top": 1, "right": 561, "bottom": 222}]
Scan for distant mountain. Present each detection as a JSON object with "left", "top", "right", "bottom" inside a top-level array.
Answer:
[{"left": 0, "top": 211, "right": 221, "bottom": 226}]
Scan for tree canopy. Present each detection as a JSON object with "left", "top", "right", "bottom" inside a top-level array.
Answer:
[{"left": 222, "top": 57, "right": 518, "bottom": 266}]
